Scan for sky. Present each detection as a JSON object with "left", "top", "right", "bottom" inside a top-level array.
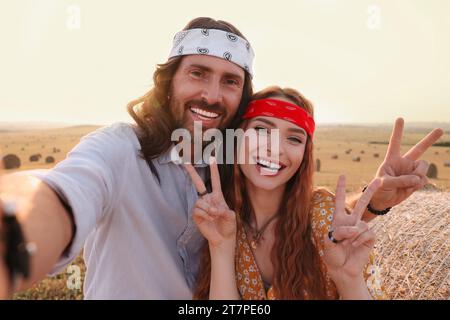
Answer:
[{"left": 1, "top": 0, "right": 449, "bottom": 125}]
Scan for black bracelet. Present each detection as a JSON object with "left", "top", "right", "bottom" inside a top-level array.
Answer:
[{"left": 362, "top": 186, "right": 392, "bottom": 216}]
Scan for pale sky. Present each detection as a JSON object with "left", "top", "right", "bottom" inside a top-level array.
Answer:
[{"left": 1, "top": 0, "right": 449, "bottom": 125}]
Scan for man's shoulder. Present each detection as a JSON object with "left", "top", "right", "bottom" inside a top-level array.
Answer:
[{"left": 82, "top": 122, "right": 140, "bottom": 149}]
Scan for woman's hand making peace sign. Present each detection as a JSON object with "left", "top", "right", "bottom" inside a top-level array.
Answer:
[
  {"left": 323, "top": 176, "right": 381, "bottom": 282},
  {"left": 184, "top": 157, "right": 236, "bottom": 249}
]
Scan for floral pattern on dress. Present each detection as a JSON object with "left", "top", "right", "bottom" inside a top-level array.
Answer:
[{"left": 235, "top": 189, "right": 387, "bottom": 300}]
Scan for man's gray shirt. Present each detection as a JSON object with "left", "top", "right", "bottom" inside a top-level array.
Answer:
[{"left": 30, "top": 122, "right": 207, "bottom": 299}]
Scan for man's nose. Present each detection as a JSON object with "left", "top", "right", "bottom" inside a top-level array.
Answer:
[{"left": 201, "top": 80, "right": 222, "bottom": 106}]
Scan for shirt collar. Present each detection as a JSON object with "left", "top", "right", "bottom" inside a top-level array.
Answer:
[{"left": 157, "top": 144, "right": 209, "bottom": 168}]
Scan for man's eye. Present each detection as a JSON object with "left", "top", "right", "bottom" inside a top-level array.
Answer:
[
  {"left": 225, "top": 79, "right": 239, "bottom": 86},
  {"left": 190, "top": 70, "right": 203, "bottom": 77}
]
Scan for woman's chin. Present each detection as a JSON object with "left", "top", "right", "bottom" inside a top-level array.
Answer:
[{"left": 248, "top": 177, "right": 283, "bottom": 192}]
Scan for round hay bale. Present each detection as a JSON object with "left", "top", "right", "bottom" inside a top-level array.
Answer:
[
  {"left": 45, "top": 156, "right": 55, "bottom": 164},
  {"left": 331, "top": 154, "right": 338, "bottom": 160},
  {"left": 315, "top": 159, "right": 321, "bottom": 172},
  {"left": 361, "top": 150, "right": 365, "bottom": 154},
  {"left": 435, "top": 151, "right": 439, "bottom": 155},
  {"left": 374, "top": 153, "right": 380, "bottom": 158},
  {"left": 29, "top": 154, "right": 42, "bottom": 162},
  {"left": 426, "top": 163, "right": 438, "bottom": 179},
  {"left": 444, "top": 161, "right": 450, "bottom": 167},
  {"left": 369, "top": 191, "right": 450, "bottom": 299},
  {"left": 352, "top": 156, "right": 361, "bottom": 162},
  {"left": 420, "top": 183, "right": 440, "bottom": 191},
  {"left": 345, "top": 149, "right": 352, "bottom": 154},
  {"left": 2, "top": 154, "right": 21, "bottom": 169}
]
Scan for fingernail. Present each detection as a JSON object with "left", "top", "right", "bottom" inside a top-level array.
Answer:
[{"left": 209, "top": 156, "right": 216, "bottom": 164}]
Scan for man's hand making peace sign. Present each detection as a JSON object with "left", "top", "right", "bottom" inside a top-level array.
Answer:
[
  {"left": 184, "top": 157, "right": 236, "bottom": 249},
  {"left": 359, "top": 118, "right": 444, "bottom": 220}
]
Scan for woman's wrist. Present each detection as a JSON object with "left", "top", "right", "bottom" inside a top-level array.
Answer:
[
  {"left": 330, "top": 274, "right": 371, "bottom": 300},
  {"left": 209, "top": 239, "right": 236, "bottom": 254}
]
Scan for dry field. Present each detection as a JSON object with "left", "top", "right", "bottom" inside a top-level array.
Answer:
[{"left": 1, "top": 123, "right": 449, "bottom": 299}]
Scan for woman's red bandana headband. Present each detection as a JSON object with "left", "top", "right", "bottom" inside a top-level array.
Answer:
[{"left": 242, "top": 98, "right": 315, "bottom": 138}]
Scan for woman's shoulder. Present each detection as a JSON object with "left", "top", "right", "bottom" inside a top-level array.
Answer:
[
  {"left": 310, "top": 188, "right": 335, "bottom": 240},
  {"left": 312, "top": 188, "right": 335, "bottom": 207}
]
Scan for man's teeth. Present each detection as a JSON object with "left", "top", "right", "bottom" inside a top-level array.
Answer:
[
  {"left": 256, "top": 159, "right": 281, "bottom": 170},
  {"left": 190, "top": 107, "right": 219, "bottom": 119}
]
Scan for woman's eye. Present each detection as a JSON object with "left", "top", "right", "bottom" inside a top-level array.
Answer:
[
  {"left": 288, "top": 137, "right": 303, "bottom": 144},
  {"left": 254, "top": 126, "right": 269, "bottom": 133}
]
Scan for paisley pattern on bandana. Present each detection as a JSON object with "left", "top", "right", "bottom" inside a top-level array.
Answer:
[{"left": 168, "top": 28, "right": 255, "bottom": 78}]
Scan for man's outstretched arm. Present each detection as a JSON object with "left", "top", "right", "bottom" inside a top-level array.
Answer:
[{"left": 0, "top": 173, "right": 73, "bottom": 299}]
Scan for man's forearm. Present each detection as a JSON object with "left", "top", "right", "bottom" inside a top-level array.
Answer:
[{"left": 0, "top": 173, "right": 73, "bottom": 295}]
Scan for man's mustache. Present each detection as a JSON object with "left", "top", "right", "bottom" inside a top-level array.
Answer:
[{"left": 186, "top": 100, "right": 226, "bottom": 115}]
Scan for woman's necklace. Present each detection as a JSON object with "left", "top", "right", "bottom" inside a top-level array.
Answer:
[{"left": 245, "top": 213, "right": 279, "bottom": 250}]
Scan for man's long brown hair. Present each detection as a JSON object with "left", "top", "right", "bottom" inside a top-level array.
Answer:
[
  {"left": 194, "top": 86, "right": 329, "bottom": 300},
  {"left": 127, "top": 17, "right": 253, "bottom": 182}
]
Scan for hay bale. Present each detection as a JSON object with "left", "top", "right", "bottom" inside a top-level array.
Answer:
[
  {"left": 331, "top": 154, "right": 338, "bottom": 160},
  {"left": 345, "top": 149, "right": 352, "bottom": 154},
  {"left": 361, "top": 150, "right": 365, "bottom": 154},
  {"left": 45, "top": 156, "right": 55, "bottom": 164},
  {"left": 426, "top": 163, "right": 438, "bottom": 179},
  {"left": 420, "top": 183, "right": 440, "bottom": 191},
  {"left": 444, "top": 161, "right": 450, "bottom": 167},
  {"left": 29, "top": 154, "right": 42, "bottom": 162},
  {"left": 435, "top": 151, "right": 439, "bottom": 155},
  {"left": 374, "top": 153, "right": 380, "bottom": 158},
  {"left": 369, "top": 191, "right": 450, "bottom": 299},
  {"left": 315, "top": 159, "right": 321, "bottom": 172},
  {"left": 352, "top": 156, "right": 361, "bottom": 162},
  {"left": 2, "top": 154, "right": 21, "bottom": 169}
]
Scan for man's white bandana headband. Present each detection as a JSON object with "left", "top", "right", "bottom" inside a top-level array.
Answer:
[{"left": 168, "top": 28, "right": 255, "bottom": 78}]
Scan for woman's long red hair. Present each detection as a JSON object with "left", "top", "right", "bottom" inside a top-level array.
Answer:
[{"left": 194, "top": 86, "right": 329, "bottom": 299}]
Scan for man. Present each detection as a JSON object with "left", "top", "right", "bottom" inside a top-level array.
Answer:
[{"left": 0, "top": 17, "right": 443, "bottom": 299}]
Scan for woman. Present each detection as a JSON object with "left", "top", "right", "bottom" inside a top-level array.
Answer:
[{"left": 184, "top": 86, "right": 385, "bottom": 299}]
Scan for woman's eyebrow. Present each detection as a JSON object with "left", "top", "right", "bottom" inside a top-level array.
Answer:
[
  {"left": 287, "top": 127, "right": 306, "bottom": 136},
  {"left": 252, "top": 118, "right": 276, "bottom": 127}
]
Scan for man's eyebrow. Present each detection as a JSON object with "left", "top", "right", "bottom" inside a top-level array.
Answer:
[{"left": 189, "top": 64, "right": 244, "bottom": 82}]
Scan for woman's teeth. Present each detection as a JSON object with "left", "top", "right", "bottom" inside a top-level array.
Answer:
[
  {"left": 256, "top": 158, "right": 282, "bottom": 174},
  {"left": 190, "top": 107, "right": 219, "bottom": 119}
]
